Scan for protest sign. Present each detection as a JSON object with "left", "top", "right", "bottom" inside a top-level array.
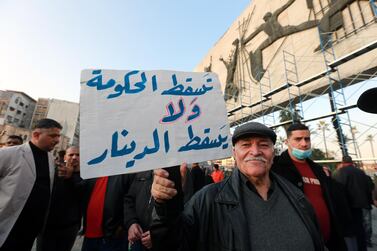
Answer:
[{"left": 80, "top": 69, "right": 231, "bottom": 179}]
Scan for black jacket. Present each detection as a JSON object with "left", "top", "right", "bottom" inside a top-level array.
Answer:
[
  {"left": 151, "top": 168, "right": 325, "bottom": 251},
  {"left": 124, "top": 170, "right": 154, "bottom": 232},
  {"left": 78, "top": 173, "right": 134, "bottom": 238},
  {"left": 272, "top": 150, "right": 347, "bottom": 250},
  {"left": 45, "top": 174, "right": 82, "bottom": 229},
  {"left": 333, "top": 164, "right": 374, "bottom": 209}
]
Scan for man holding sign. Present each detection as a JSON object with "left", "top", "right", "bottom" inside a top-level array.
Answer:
[{"left": 150, "top": 122, "right": 325, "bottom": 251}]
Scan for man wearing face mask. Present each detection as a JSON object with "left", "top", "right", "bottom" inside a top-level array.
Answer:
[{"left": 272, "top": 123, "right": 347, "bottom": 251}]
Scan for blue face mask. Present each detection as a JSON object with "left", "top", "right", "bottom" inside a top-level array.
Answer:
[{"left": 291, "top": 148, "right": 312, "bottom": 160}]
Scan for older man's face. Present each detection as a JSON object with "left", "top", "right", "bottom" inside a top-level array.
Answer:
[
  {"left": 65, "top": 147, "right": 80, "bottom": 169},
  {"left": 233, "top": 136, "right": 274, "bottom": 180}
]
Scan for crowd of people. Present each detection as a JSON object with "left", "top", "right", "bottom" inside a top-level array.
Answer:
[{"left": 0, "top": 87, "right": 376, "bottom": 251}]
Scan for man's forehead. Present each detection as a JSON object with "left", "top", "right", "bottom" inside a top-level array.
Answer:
[
  {"left": 7, "top": 139, "right": 21, "bottom": 143},
  {"left": 289, "top": 130, "right": 310, "bottom": 137},
  {"left": 7, "top": 138, "right": 21, "bottom": 142},
  {"left": 66, "top": 147, "right": 79, "bottom": 154}
]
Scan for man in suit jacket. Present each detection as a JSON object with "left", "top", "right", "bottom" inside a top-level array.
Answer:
[{"left": 0, "top": 118, "right": 62, "bottom": 251}]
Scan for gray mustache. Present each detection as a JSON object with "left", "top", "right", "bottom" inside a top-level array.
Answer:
[{"left": 244, "top": 157, "right": 267, "bottom": 163}]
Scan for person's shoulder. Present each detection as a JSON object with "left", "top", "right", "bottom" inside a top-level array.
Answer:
[
  {"left": 194, "top": 181, "right": 223, "bottom": 197},
  {"left": 189, "top": 177, "right": 230, "bottom": 203},
  {"left": 272, "top": 150, "right": 291, "bottom": 167},
  {"left": 305, "top": 158, "right": 329, "bottom": 175},
  {"left": 273, "top": 172, "right": 305, "bottom": 198},
  {"left": 342, "top": 165, "right": 358, "bottom": 173},
  {"left": 0, "top": 143, "right": 27, "bottom": 155}
]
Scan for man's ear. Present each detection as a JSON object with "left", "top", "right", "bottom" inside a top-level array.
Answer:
[{"left": 32, "top": 130, "right": 40, "bottom": 139}]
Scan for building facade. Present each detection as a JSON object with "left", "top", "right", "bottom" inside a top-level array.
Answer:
[
  {"left": 0, "top": 90, "right": 36, "bottom": 128},
  {"left": 31, "top": 98, "right": 79, "bottom": 145}
]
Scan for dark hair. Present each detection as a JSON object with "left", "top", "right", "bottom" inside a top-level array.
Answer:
[
  {"left": 287, "top": 123, "right": 309, "bottom": 137},
  {"left": 192, "top": 163, "right": 200, "bottom": 168},
  {"left": 213, "top": 164, "right": 219, "bottom": 170},
  {"left": 7, "top": 135, "right": 23, "bottom": 143},
  {"left": 342, "top": 155, "right": 353, "bottom": 163},
  {"left": 33, "top": 118, "right": 62, "bottom": 130}
]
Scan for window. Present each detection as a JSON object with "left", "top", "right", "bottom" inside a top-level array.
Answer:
[
  {"left": 6, "top": 115, "right": 12, "bottom": 122},
  {"left": 9, "top": 106, "right": 15, "bottom": 111},
  {"left": 16, "top": 110, "right": 22, "bottom": 115},
  {"left": 19, "top": 102, "right": 24, "bottom": 107},
  {"left": 13, "top": 118, "right": 19, "bottom": 123}
]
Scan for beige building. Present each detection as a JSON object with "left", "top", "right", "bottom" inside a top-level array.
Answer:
[
  {"left": 31, "top": 98, "right": 80, "bottom": 145},
  {"left": 0, "top": 90, "right": 36, "bottom": 128},
  {"left": 0, "top": 93, "right": 77, "bottom": 153},
  {"left": 30, "top": 98, "right": 50, "bottom": 129}
]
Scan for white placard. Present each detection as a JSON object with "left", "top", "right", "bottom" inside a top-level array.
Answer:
[{"left": 80, "top": 69, "right": 232, "bottom": 179}]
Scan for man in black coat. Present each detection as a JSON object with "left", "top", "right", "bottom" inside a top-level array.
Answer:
[
  {"left": 150, "top": 122, "right": 325, "bottom": 251},
  {"left": 272, "top": 123, "right": 347, "bottom": 251},
  {"left": 125, "top": 170, "right": 154, "bottom": 251},
  {"left": 190, "top": 163, "right": 213, "bottom": 194},
  {"left": 333, "top": 156, "right": 374, "bottom": 250},
  {"left": 37, "top": 146, "right": 81, "bottom": 251}
]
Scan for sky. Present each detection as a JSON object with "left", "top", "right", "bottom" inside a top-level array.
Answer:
[
  {"left": 1, "top": 0, "right": 376, "bottom": 160},
  {"left": 0, "top": 0, "right": 250, "bottom": 102}
]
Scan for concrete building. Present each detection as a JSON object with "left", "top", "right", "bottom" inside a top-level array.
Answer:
[
  {"left": 30, "top": 98, "right": 49, "bottom": 128},
  {"left": 0, "top": 90, "right": 36, "bottom": 128},
  {"left": 31, "top": 98, "right": 79, "bottom": 145},
  {"left": 72, "top": 115, "right": 80, "bottom": 147}
]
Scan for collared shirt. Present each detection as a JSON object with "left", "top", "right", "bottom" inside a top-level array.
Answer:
[
  {"left": 239, "top": 170, "right": 315, "bottom": 251},
  {"left": 239, "top": 171, "right": 275, "bottom": 199}
]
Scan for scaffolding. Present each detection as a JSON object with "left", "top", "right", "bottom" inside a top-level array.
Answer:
[
  {"left": 318, "top": 30, "right": 357, "bottom": 158},
  {"left": 228, "top": 40, "right": 377, "bottom": 158},
  {"left": 224, "top": 1, "right": 377, "bottom": 161},
  {"left": 226, "top": 11, "right": 254, "bottom": 127},
  {"left": 282, "top": 50, "right": 304, "bottom": 122},
  {"left": 258, "top": 70, "right": 276, "bottom": 127}
]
